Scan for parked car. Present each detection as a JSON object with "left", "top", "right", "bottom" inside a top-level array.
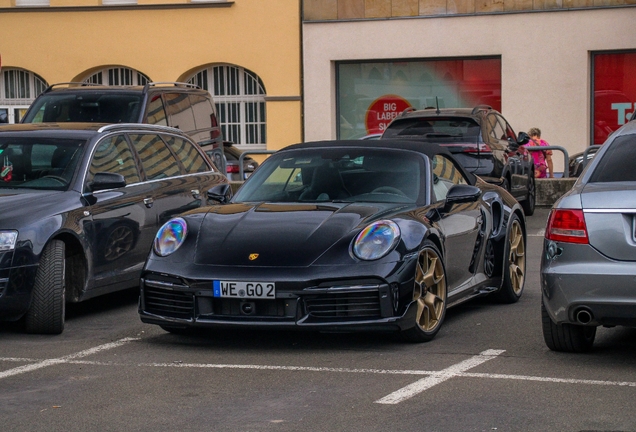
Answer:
[
  {"left": 541, "top": 120, "right": 636, "bottom": 352},
  {"left": 139, "top": 139, "right": 526, "bottom": 342},
  {"left": 568, "top": 147, "right": 599, "bottom": 177},
  {"left": 0, "top": 123, "right": 229, "bottom": 334},
  {"left": 214, "top": 141, "right": 259, "bottom": 181},
  {"left": 380, "top": 105, "right": 535, "bottom": 215},
  {"left": 20, "top": 82, "right": 226, "bottom": 172}
]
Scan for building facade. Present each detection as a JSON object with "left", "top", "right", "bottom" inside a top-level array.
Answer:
[
  {"left": 302, "top": 0, "right": 636, "bottom": 174},
  {"left": 0, "top": 0, "right": 302, "bottom": 152}
]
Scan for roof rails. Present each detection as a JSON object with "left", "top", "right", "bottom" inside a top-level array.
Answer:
[
  {"left": 398, "top": 107, "right": 417, "bottom": 117},
  {"left": 42, "top": 82, "right": 102, "bottom": 93},
  {"left": 97, "top": 123, "right": 184, "bottom": 134},
  {"left": 471, "top": 105, "right": 493, "bottom": 114},
  {"left": 142, "top": 82, "right": 201, "bottom": 93}
]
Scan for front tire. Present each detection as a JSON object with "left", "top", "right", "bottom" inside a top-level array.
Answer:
[
  {"left": 493, "top": 214, "right": 525, "bottom": 304},
  {"left": 541, "top": 298, "right": 596, "bottom": 352},
  {"left": 25, "top": 240, "right": 66, "bottom": 334},
  {"left": 401, "top": 242, "right": 447, "bottom": 343}
]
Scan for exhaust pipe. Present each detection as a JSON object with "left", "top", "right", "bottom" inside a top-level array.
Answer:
[{"left": 575, "top": 308, "right": 593, "bottom": 325}]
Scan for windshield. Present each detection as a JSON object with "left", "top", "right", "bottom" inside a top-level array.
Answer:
[
  {"left": 0, "top": 138, "right": 86, "bottom": 190},
  {"left": 233, "top": 148, "right": 423, "bottom": 204},
  {"left": 382, "top": 117, "right": 482, "bottom": 143},
  {"left": 23, "top": 93, "right": 143, "bottom": 123}
]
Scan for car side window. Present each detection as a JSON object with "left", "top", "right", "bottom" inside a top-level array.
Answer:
[
  {"left": 488, "top": 114, "right": 506, "bottom": 141},
  {"left": 129, "top": 133, "right": 182, "bottom": 180},
  {"left": 164, "top": 93, "right": 196, "bottom": 132},
  {"left": 145, "top": 94, "right": 168, "bottom": 126},
  {"left": 432, "top": 154, "right": 467, "bottom": 202},
  {"left": 163, "top": 135, "right": 212, "bottom": 174},
  {"left": 189, "top": 94, "right": 215, "bottom": 130},
  {"left": 88, "top": 134, "right": 140, "bottom": 184},
  {"left": 498, "top": 115, "right": 517, "bottom": 141}
]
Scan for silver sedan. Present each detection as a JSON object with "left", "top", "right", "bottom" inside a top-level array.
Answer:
[{"left": 541, "top": 120, "right": 636, "bottom": 352}]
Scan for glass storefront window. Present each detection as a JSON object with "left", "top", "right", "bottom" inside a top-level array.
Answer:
[
  {"left": 592, "top": 51, "right": 636, "bottom": 145},
  {"left": 337, "top": 57, "right": 501, "bottom": 140}
]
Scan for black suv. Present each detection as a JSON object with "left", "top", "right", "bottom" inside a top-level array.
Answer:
[
  {"left": 381, "top": 105, "right": 535, "bottom": 215},
  {"left": 0, "top": 123, "right": 230, "bottom": 334},
  {"left": 21, "top": 82, "right": 226, "bottom": 172}
]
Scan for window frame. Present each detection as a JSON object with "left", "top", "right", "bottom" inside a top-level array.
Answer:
[{"left": 187, "top": 64, "right": 267, "bottom": 148}]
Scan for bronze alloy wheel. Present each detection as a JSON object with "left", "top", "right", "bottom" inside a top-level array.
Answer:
[
  {"left": 404, "top": 243, "right": 447, "bottom": 342},
  {"left": 507, "top": 218, "right": 525, "bottom": 295}
]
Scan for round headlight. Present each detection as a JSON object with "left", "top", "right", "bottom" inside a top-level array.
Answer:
[
  {"left": 352, "top": 220, "right": 400, "bottom": 261},
  {"left": 153, "top": 218, "right": 188, "bottom": 257}
]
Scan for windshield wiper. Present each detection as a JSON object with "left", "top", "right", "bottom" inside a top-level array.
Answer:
[{"left": 422, "top": 133, "right": 463, "bottom": 138}]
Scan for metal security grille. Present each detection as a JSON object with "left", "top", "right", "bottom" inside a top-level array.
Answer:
[
  {"left": 0, "top": 68, "right": 48, "bottom": 123},
  {"left": 188, "top": 65, "right": 266, "bottom": 146},
  {"left": 84, "top": 67, "right": 150, "bottom": 86}
]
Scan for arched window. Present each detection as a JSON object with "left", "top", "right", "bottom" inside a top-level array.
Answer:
[
  {"left": 84, "top": 67, "right": 150, "bottom": 86},
  {"left": 0, "top": 68, "right": 48, "bottom": 123},
  {"left": 187, "top": 65, "right": 266, "bottom": 146}
]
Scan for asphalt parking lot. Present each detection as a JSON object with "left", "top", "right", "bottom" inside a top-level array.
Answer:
[{"left": 2, "top": 208, "right": 636, "bottom": 432}]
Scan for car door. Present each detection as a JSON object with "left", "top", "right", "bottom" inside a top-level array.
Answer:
[
  {"left": 162, "top": 133, "right": 227, "bottom": 214},
  {"left": 502, "top": 117, "right": 532, "bottom": 188},
  {"left": 493, "top": 114, "right": 525, "bottom": 195},
  {"left": 83, "top": 133, "right": 158, "bottom": 291},
  {"left": 127, "top": 132, "right": 204, "bottom": 227},
  {"left": 431, "top": 154, "right": 482, "bottom": 293}
]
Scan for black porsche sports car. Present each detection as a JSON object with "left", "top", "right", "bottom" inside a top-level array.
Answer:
[{"left": 139, "top": 139, "right": 527, "bottom": 342}]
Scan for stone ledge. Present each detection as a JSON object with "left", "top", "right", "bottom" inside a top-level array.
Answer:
[{"left": 536, "top": 178, "right": 577, "bottom": 207}]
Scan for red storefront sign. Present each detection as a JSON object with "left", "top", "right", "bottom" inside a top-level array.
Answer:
[
  {"left": 365, "top": 95, "right": 412, "bottom": 135},
  {"left": 593, "top": 52, "right": 636, "bottom": 144}
]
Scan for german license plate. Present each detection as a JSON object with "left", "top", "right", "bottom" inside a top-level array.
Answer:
[{"left": 213, "top": 281, "right": 275, "bottom": 299}]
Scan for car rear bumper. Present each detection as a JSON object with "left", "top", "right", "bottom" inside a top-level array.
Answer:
[{"left": 541, "top": 240, "right": 636, "bottom": 327}]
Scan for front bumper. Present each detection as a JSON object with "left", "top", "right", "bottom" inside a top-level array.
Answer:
[
  {"left": 138, "top": 269, "right": 418, "bottom": 333},
  {"left": 0, "top": 250, "right": 38, "bottom": 321},
  {"left": 541, "top": 240, "right": 636, "bottom": 327}
]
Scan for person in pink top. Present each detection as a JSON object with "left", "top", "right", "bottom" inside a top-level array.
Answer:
[{"left": 526, "top": 127, "right": 554, "bottom": 178}]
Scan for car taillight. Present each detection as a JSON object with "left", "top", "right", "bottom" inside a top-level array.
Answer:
[
  {"left": 545, "top": 209, "right": 589, "bottom": 244},
  {"left": 210, "top": 114, "right": 221, "bottom": 139},
  {"left": 226, "top": 165, "right": 240, "bottom": 174}
]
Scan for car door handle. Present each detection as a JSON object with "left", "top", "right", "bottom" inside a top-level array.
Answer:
[
  {"left": 143, "top": 197, "right": 154, "bottom": 208},
  {"left": 191, "top": 189, "right": 200, "bottom": 199}
]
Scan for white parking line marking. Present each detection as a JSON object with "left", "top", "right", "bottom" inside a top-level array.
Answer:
[
  {"left": 3, "top": 347, "right": 636, "bottom": 402},
  {"left": 0, "top": 337, "right": 138, "bottom": 380},
  {"left": 528, "top": 229, "right": 545, "bottom": 237},
  {"left": 462, "top": 372, "right": 636, "bottom": 387},
  {"left": 375, "top": 349, "right": 505, "bottom": 405}
]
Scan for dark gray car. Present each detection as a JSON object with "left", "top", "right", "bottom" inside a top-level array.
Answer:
[{"left": 541, "top": 121, "right": 636, "bottom": 352}]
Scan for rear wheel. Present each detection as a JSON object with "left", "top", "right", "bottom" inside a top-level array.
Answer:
[
  {"left": 25, "top": 240, "right": 66, "bottom": 334},
  {"left": 541, "top": 298, "right": 596, "bottom": 352},
  {"left": 402, "top": 242, "right": 447, "bottom": 342},
  {"left": 493, "top": 214, "right": 525, "bottom": 303},
  {"left": 521, "top": 174, "right": 535, "bottom": 216}
]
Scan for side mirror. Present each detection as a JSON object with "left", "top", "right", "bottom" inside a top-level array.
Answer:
[
  {"left": 517, "top": 131, "right": 530, "bottom": 145},
  {"left": 443, "top": 184, "right": 481, "bottom": 211},
  {"left": 89, "top": 172, "right": 126, "bottom": 192},
  {"left": 207, "top": 183, "right": 232, "bottom": 204}
]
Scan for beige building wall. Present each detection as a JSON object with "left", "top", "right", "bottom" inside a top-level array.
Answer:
[
  {"left": 0, "top": 0, "right": 302, "bottom": 151},
  {"left": 302, "top": 7, "right": 636, "bottom": 172}
]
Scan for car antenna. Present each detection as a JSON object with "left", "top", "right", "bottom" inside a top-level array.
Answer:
[{"left": 435, "top": 97, "right": 441, "bottom": 115}]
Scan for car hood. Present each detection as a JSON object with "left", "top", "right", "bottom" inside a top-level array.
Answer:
[
  {"left": 0, "top": 188, "right": 71, "bottom": 228},
  {"left": 193, "top": 202, "right": 407, "bottom": 267}
]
